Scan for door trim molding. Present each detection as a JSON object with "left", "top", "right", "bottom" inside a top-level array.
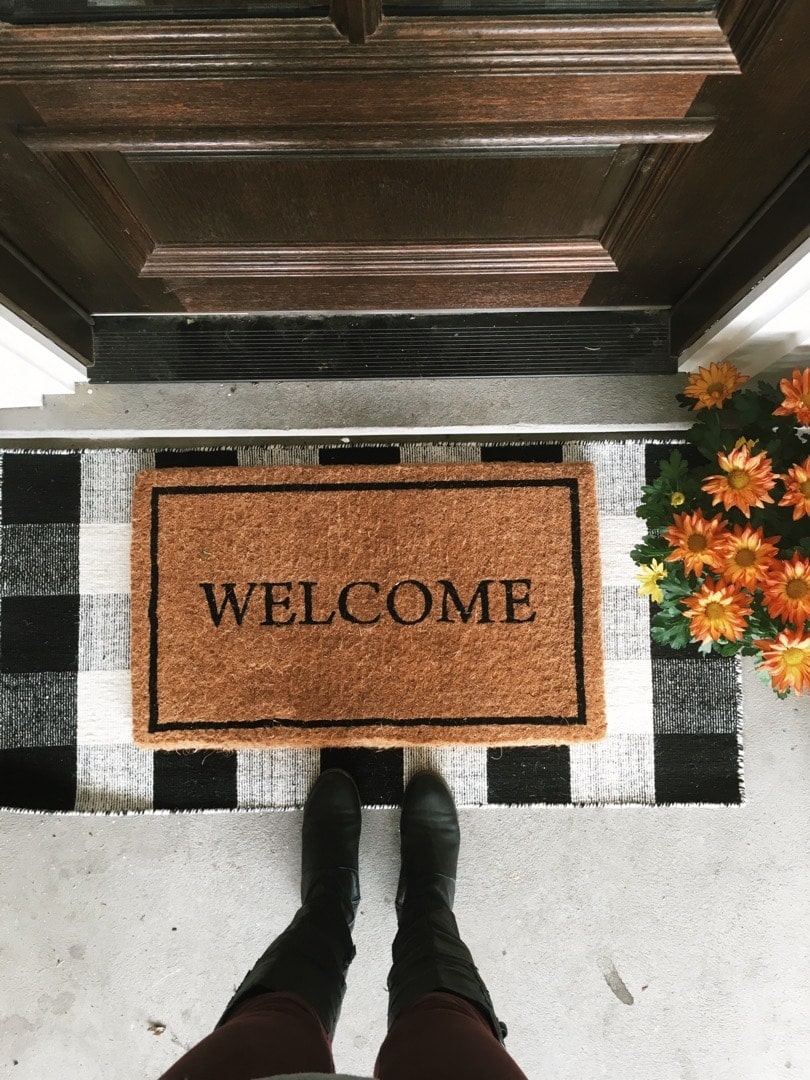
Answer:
[{"left": 0, "top": 14, "right": 738, "bottom": 80}]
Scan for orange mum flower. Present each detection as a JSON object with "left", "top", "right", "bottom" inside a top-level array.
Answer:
[
  {"left": 683, "top": 581, "right": 752, "bottom": 644},
  {"left": 754, "top": 629, "right": 810, "bottom": 695},
  {"left": 717, "top": 525, "right": 780, "bottom": 589},
  {"left": 683, "top": 361, "right": 748, "bottom": 410},
  {"left": 702, "top": 444, "right": 777, "bottom": 518},
  {"left": 778, "top": 456, "right": 810, "bottom": 520},
  {"left": 773, "top": 367, "right": 810, "bottom": 427},
  {"left": 762, "top": 553, "right": 810, "bottom": 626},
  {"left": 664, "top": 509, "right": 728, "bottom": 576}
]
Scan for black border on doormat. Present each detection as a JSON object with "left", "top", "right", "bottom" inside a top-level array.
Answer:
[{"left": 146, "top": 476, "right": 588, "bottom": 733}]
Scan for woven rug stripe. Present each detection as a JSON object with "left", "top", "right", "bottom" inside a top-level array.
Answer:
[{"left": 0, "top": 452, "right": 81, "bottom": 811}]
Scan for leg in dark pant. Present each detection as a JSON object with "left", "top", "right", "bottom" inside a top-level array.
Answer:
[
  {"left": 375, "top": 991, "right": 528, "bottom": 1080},
  {"left": 157, "top": 770, "right": 361, "bottom": 1080},
  {"left": 158, "top": 991, "right": 334, "bottom": 1080},
  {"left": 382, "top": 773, "right": 528, "bottom": 1080}
]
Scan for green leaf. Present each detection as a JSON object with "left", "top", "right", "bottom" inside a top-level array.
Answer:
[
  {"left": 745, "top": 602, "right": 780, "bottom": 642},
  {"left": 734, "top": 389, "right": 766, "bottom": 426},
  {"left": 716, "top": 641, "right": 743, "bottom": 657},
  {"left": 636, "top": 449, "right": 709, "bottom": 529},
  {"left": 658, "top": 449, "right": 690, "bottom": 487},
  {"left": 630, "top": 534, "right": 670, "bottom": 565},
  {"left": 686, "top": 410, "right": 727, "bottom": 463},
  {"left": 756, "top": 379, "right": 784, "bottom": 405},
  {"left": 636, "top": 490, "right": 678, "bottom": 529},
  {"left": 756, "top": 665, "right": 774, "bottom": 688},
  {"left": 659, "top": 574, "right": 693, "bottom": 601},
  {"left": 650, "top": 605, "right": 692, "bottom": 649}
]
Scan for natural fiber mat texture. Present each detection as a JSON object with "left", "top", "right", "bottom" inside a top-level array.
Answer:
[
  {"left": 130, "top": 460, "right": 605, "bottom": 751},
  {"left": 0, "top": 442, "right": 744, "bottom": 811}
]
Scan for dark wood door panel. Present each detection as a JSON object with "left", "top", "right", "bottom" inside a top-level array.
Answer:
[
  {"left": 0, "top": 94, "right": 176, "bottom": 319},
  {"left": 166, "top": 272, "right": 593, "bottom": 311},
  {"left": 671, "top": 153, "right": 810, "bottom": 354},
  {"left": 585, "top": 0, "right": 810, "bottom": 307},
  {"left": 123, "top": 152, "right": 639, "bottom": 245},
  {"left": 18, "top": 73, "right": 711, "bottom": 128}
]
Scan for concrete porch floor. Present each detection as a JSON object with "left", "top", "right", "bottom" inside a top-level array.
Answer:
[
  {"left": 1, "top": 379, "right": 809, "bottom": 1079},
  {"left": 1, "top": 661, "right": 808, "bottom": 1080}
]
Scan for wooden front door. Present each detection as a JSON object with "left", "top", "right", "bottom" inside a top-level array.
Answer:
[{"left": 0, "top": 0, "right": 807, "bottom": 367}]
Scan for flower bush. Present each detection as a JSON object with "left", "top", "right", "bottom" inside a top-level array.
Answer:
[{"left": 632, "top": 363, "right": 810, "bottom": 697}]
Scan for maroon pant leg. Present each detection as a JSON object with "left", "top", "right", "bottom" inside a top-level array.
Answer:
[
  {"left": 374, "top": 991, "right": 529, "bottom": 1080},
  {"left": 157, "top": 991, "right": 335, "bottom": 1080}
]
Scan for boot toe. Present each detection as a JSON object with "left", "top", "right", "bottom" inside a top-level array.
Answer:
[
  {"left": 302, "top": 769, "right": 361, "bottom": 906},
  {"left": 305, "top": 768, "right": 362, "bottom": 837},
  {"left": 397, "top": 771, "right": 460, "bottom": 915},
  {"left": 402, "top": 772, "right": 460, "bottom": 844}
]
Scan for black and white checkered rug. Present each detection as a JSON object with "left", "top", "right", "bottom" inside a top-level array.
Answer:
[{"left": 0, "top": 441, "right": 744, "bottom": 812}]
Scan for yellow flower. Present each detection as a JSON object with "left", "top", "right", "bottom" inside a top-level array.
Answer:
[
  {"left": 664, "top": 509, "right": 728, "bottom": 576},
  {"left": 637, "top": 560, "right": 667, "bottom": 604},
  {"left": 754, "top": 629, "right": 810, "bottom": 695},
  {"left": 717, "top": 525, "right": 780, "bottom": 590},
  {"left": 683, "top": 361, "right": 748, "bottom": 410},
  {"left": 670, "top": 491, "right": 686, "bottom": 507},
  {"left": 702, "top": 444, "right": 777, "bottom": 518},
  {"left": 773, "top": 367, "right": 810, "bottom": 427},
  {"left": 682, "top": 581, "right": 752, "bottom": 645},
  {"left": 734, "top": 437, "right": 758, "bottom": 452},
  {"left": 778, "top": 456, "right": 810, "bottom": 521},
  {"left": 762, "top": 553, "right": 810, "bottom": 627}
]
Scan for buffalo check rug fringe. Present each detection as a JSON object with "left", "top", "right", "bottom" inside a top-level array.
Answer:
[{"left": 0, "top": 441, "right": 744, "bottom": 813}]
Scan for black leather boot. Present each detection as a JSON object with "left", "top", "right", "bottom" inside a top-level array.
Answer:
[
  {"left": 217, "top": 768, "right": 361, "bottom": 1039},
  {"left": 387, "top": 771, "right": 507, "bottom": 1042}
]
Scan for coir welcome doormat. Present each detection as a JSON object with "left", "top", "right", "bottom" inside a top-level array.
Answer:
[
  {"left": 0, "top": 442, "right": 744, "bottom": 811},
  {"left": 130, "top": 462, "right": 606, "bottom": 750}
]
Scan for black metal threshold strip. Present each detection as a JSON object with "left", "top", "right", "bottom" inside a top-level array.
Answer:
[{"left": 91, "top": 310, "right": 673, "bottom": 382}]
